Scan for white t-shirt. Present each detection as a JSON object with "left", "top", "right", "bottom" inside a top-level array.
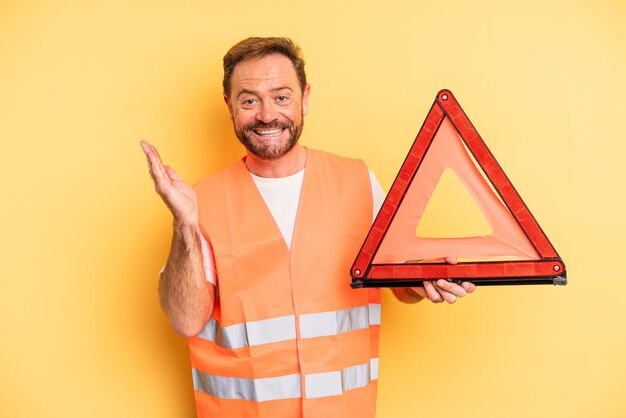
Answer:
[{"left": 198, "top": 169, "right": 386, "bottom": 285}]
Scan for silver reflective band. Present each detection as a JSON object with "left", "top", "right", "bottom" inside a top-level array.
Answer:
[
  {"left": 368, "top": 303, "right": 381, "bottom": 325},
  {"left": 247, "top": 315, "right": 296, "bottom": 346},
  {"left": 197, "top": 318, "right": 245, "bottom": 349},
  {"left": 305, "top": 370, "right": 342, "bottom": 398},
  {"left": 197, "top": 303, "right": 381, "bottom": 348},
  {"left": 193, "top": 358, "right": 379, "bottom": 402},
  {"left": 197, "top": 315, "right": 296, "bottom": 349},
  {"left": 342, "top": 362, "right": 370, "bottom": 392},
  {"left": 193, "top": 369, "right": 301, "bottom": 402},
  {"left": 299, "top": 304, "right": 382, "bottom": 339},
  {"left": 305, "top": 360, "right": 375, "bottom": 399},
  {"left": 370, "top": 358, "right": 379, "bottom": 380}
]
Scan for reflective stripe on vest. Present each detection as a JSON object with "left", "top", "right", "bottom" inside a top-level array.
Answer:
[
  {"left": 198, "top": 303, "right": 381, "bottom": 348},
  {"left": 192, "top": 369, "right": 301, "bottom": 402},
  {"left": 198, "top": 314, "right": 297, "bottom": 349},
  {"left": 300, "top": 303, "right": 380, "bottom": 339},
  {"left": 305, "top": 358, "right": 379, "bottom": 399},
  {"left": 193, "top": 358, "right": 379, "bottom": 402}
]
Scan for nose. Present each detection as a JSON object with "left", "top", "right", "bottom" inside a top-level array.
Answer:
[{"left": 256, "top": 100, "right": 278, "bottom": 124}]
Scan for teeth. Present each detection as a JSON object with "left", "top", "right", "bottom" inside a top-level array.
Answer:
[{"left": 254, "top": 128, "right": 283, "bottom": 136}]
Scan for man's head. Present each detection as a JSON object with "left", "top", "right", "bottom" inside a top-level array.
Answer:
[
  {"left": 222, "top": 37, "right": 310, "bottom": 161},
  {"left": 223, "top": 37, "right": 307, "bottom": 98}
]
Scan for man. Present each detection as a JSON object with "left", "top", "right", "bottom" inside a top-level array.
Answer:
[{"left": 141, "top": 37, "right": 474, "bottom": 418}]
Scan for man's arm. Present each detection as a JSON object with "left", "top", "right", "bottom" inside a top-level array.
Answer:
[
  {"left": 141, "top": 140, "right": 214, "bottom": 337},
  {"left": 160, "top": 220, "right": 215, "bottom": 337}
]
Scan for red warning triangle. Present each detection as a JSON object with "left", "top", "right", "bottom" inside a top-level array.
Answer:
[{"left": 351, "top": 90, "right": 566, "bottom": 287}]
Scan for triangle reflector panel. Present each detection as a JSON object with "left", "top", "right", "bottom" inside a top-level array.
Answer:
[{"left": 351, "top": 90, "right": 566, "bottom": 287}]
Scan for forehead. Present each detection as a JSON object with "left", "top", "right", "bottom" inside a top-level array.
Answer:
[{"left": 230, "top": 54, "right": 300, "bottom": 96}]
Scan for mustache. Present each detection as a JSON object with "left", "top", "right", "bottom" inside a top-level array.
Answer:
[{"left": 243, "top": 120, "right": 293, "bottom": 131}]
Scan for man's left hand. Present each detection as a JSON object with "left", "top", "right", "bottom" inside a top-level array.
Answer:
[
  {"left": 409, "top": 257, "right": 476, "bottom": 304},
  {"left": 411, "top": 279, "right": 476, "bottom": 304},
  {"left": 392, "top": 257, "right": 477, "bottom": 304}
]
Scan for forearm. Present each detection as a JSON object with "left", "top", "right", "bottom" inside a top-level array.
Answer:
[
  {"left": 160, "top": 220, "right": 214, "bottom": 337},
  {"left": 391, "top": 287, "right": 424, "bottom": 304}
]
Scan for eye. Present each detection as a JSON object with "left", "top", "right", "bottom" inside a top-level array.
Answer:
[
  {"left": 276, "top": 96, "right": 288, "bottom": 103},
  {"left": 242, "top": 98, "right": 257, "bottom": 107}
]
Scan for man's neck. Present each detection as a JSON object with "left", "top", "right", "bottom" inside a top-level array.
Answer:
[{"left": 244, "top": 144, "right": 307, "bottom": 178}]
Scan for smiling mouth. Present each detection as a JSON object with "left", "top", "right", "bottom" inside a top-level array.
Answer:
[{"left": 251, "top": 128, "right": 286, "bottom": 138}]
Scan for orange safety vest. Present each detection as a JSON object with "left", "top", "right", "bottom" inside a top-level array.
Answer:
[{"left": 190, "top": 149, "right": 381, "bottom": 418}]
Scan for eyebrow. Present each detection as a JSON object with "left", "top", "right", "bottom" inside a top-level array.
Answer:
[{"left": 236, "top": 86, "right": 294, "bottom": 99}]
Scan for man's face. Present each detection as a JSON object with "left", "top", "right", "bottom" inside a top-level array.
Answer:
[{"left": 226, "top": 54, "right": 310, "bottom": 160}]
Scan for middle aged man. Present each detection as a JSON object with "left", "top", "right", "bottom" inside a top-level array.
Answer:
[{"left": 141, "top": 37, "right": 475, "bottom": 418}]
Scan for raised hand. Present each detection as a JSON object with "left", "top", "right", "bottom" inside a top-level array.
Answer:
[{"left": 140, "top": 140, "right": 199, "bottom": 225}]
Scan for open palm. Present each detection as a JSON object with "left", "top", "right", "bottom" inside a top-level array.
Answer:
[{"left": 141, "top": 140, "right": 199, "bottom": 225}]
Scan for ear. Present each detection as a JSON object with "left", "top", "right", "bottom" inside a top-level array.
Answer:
[
  {"left": 302, "top": 84, "right": 311, "bottom": 116},
  {"left": 224, "top": 94, "right": 234, "bottom": 121}
]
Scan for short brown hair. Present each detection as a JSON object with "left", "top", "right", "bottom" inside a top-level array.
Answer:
[{"left": 223, "top": 37, "right": 307, "bottom": 97}]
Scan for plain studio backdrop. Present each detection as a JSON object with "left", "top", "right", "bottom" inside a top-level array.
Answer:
[{"left": 1, "top": 1, "right": 625, "bottom": 417}]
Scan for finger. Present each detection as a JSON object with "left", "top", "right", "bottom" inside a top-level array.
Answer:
[
  {"left": 141, "top": 141, "right": 160, "bottom": 173},
  {"left": 436, "top": 279, "right": 467, "bottom": 298},
  {"left": 147, "top": 154, "right": 166, "bottom": 185},
  {"left": 165, "top": 165, "right": 182, "bottom": 182},
  {"left": 140, "top": 140, "right": 154, "bottom": 170},
  {"left": 151, "top": 144, "right": 165, "bottom": 166},
  {"left": 461, "top": 281, "right": 476, "bottom": 293},
  {"left": 148, "top": 145, "right": 169, "bottom": 185},
  {"left": 141, "top": 143, "right": 159, "bottom": 183},
  {"left": 423, "top": 280, "right": 443, "bottom": 303},
  {"left": 140, "top": 140, "right": 152, "bottom": 155},
  {"left": 444, "top": 257, "right": 458, "bottom": 265},
  {"left": 431, "top": 280, "right": 457, "bottom": 304}
]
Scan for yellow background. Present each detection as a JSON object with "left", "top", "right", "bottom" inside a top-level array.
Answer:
[{"left": 1, "top": 0, "right": 625, "bottom": 417}]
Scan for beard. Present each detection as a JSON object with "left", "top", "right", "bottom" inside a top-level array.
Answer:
[{"left": 234, "top": 117, "right": 303, "bottom": 161}]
